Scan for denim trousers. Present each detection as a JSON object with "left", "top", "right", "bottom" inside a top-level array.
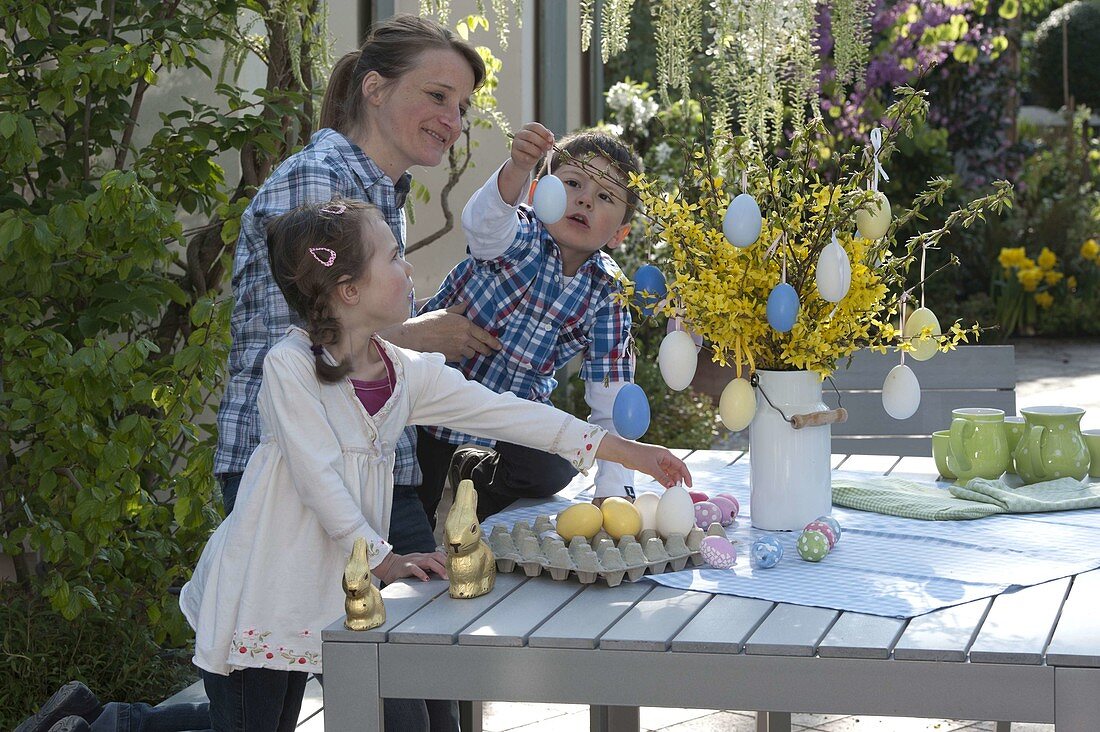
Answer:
[
  {"left": 90, "top": 702, "right": 211, "bottom": 732},
  {"left": 201, "top": 668, "right": 307, "bottom": 732},
  {"left": 214, "top": 477, "right": 458, "bottom": 732},
  {"left": 415, "top": 427, "right": 579, "bottom": 525}
]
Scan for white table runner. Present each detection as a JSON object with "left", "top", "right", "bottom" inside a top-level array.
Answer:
[{"left": 483, "top": 457, "right": 1100, "bottom": 618}]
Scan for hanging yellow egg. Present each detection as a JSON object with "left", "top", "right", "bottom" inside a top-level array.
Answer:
[
  {"left": 855, "top": 191, "right": 892, "bottom": 240},
  {"left": 903, "top": 307, "right": 942, "bottom": 362},
  {"left": 718, "top": 377, "right": 756, "bottom": 431}
]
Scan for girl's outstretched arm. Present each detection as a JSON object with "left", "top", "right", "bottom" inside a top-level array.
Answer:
[{"left": 594, "top": 435, "right": 692, "bottom": 488}]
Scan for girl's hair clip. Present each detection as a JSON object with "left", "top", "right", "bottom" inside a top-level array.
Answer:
[
  {"left": 320, "top": 202, "right": 348, "bottom": 215},
  {"left": 309, "top": 247, "right": 337, "bottom": 267}
]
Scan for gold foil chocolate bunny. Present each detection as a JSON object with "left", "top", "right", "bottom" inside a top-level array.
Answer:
[
  {"left": 342, "top": 537, "right": 385, "bottom": 631},
  {"left": 444, "top": 479, "right": 496, "bottom": 599}
]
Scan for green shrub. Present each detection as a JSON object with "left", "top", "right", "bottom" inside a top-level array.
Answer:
[
  {"left": 0, "top": 588, "right": 198, "bottom": 728},
  {"left": 0, "top": 0, "right": 324, "bottom": 713},
  {"left": 1032, "top": 0, "right": 1100, "bottom": 108}
]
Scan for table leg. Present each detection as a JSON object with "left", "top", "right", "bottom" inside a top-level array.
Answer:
[
  {"left": 756, "top": 711, "right": 791, "bottom": 732},
  {"left": 1055, "top": 667, "right": 1100, "bottom": 732},
  {"left": 322, "top": 642, "right": 384, "bottom": 731},
  {"left": 590, "top": 705, "right": 640, "bottom": 732},
  {"left": 459, "top": 700, "right": 483, "bottom": 732}
]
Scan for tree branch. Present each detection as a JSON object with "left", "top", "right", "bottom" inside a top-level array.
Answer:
[{"left": 406, "top": 130, "right": 474, "bottom": 256}]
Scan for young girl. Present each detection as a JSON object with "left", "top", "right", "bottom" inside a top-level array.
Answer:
[{"left": 180, "top": 199, "right": 692, "bottom": 731}]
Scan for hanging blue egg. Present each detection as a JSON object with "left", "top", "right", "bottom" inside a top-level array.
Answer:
[
  {"left": 766, "top": 283, "right": 800, "bottom": 333},
  {"left": 633, "top": 265, "right": 667, "bottom": 317},
  {"left": 722, "top": 193, "right": 763, "bottom": 248},
  {"left": 612, "top": 383, "right": 651, "bottom": 440}
]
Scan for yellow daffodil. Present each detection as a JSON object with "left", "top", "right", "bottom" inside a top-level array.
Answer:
[
  {"left": 1082, "top": 238, "right": 1100, "bottom": 262},
  {"left": 998, "top": 246, "right": 1027, "bottom": 269},
  {"left": 1044, "top": 270, "right": 1064, "bottom": 286},
  {"left": 1034, "top": 291, "right": 1054, "bottom": 309},
  {"left": 1037, "top": 246, "right": 1057, "bottom": 271},
  {"left": 1016, "top": 267, "right": 1043, "bottom": 292}
]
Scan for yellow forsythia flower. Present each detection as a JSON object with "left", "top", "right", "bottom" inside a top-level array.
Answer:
[
  {"left": 1017, "top": 267, "right": 1044, "bottom": 292},
  {"left": 1081, "top": 238, "right": 1100, "bottom": 261},
  {"left": 1034, "top": 291, "right": 1054, "bottom": 309},
  {"left": 1037, "top": 246, "right": 1057, "bottom": 271}
]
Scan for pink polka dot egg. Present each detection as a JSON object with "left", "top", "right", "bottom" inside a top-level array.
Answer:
[
  {"left": 693, "top": 501, "right": 723, "bottom": 529},
  {"left": 716, "top": 493, "right": 740, "bottom": 520},
  {"left": 710, "top": 495, "right": 738, "bottom": 526},
  {"left": 803, "top": 520, "right": 837, "bottom": 549},
  {"left": 700, "top": 535, "right": 737, "bottom": 569}
]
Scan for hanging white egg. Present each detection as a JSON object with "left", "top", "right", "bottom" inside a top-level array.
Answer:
[
  {"left": 855, "top": 191, "right": 892, "bottom": 240},
  {"left": 633, "top": 492, "right": 660, "bottom": 531},
  {"left": 816, "top": 233, "right": 852, "bottom": 303},
  {"left": 655, "top": 484, "right": 696, "bottom": 538},
  {"left": 722, "top": 193, "right": 763, "bottom": 248},
  {"left": 667, "top": 317, "right": 703, "bottom": 352},
  {"left": 532, "top": 174, "right": 567, "bottom": 224},
  {"left": 903, "top": 307, "right": 942, "bottom": 362},
  {"left": 657, "top": 330, "right": 699, "bottom": 391},
  {"left": 718, "top": 377, "right": 756, "bottom": 431},
  {"left": 882, "top": 363, "right": 921, "bottom": 420}
]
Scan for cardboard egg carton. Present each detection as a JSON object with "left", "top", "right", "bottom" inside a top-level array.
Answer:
[{"left": 487, "top": 515, "right": 711, "bottom": 587}]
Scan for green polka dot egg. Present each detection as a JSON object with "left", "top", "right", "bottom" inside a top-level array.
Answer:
[{"left": 797, "top": 529, "right": 830, "bottom": 562}]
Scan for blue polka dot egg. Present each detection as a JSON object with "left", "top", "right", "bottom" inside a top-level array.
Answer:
[
  {"left": 750, "top": 535, "right": 783, "bottom": 569},
  {"left": 815, "top": 515, "right": 842, "bottom": 544}
]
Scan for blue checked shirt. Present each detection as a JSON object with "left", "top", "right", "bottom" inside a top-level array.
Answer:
[
  {"left": 215, "top": 129, "right": 422, "bottom": 487},
  {"left": 421, "top": 168, "right": 635, "bottom": 496}
]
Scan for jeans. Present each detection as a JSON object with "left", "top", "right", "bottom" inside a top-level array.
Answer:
[
  {"left": 219, "top": 473, "right": 243, "bottom": 515},
  {"left": 416, "top": 427, "right": 579, "bottom": 523},
  {"left": 201, "top": 668, "right": 307, "bottom": 732},
  {"left": 90, "top": 702, "right": 211, "bottom": 732}
]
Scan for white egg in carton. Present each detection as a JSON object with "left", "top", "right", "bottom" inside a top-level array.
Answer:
[{"left": 487, "top": 516, "right": 717, "bottom": 587}]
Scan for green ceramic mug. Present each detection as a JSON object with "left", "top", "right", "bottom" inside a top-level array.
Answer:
[
  {"left": 1012, "top": 406, "right": 1090, "bottom": 484},
  {"left": 1081, "top": 428, "right": 1100, "bottom": 479},
  {"left": 946, "top": 408, "right": 1010, "bottom": 485},
  {"left": 1003, "top": 416, "right": 1026, "bottom": 455},
  {"left": 931, "top": 430, "right": 957, "bottom": 480}
]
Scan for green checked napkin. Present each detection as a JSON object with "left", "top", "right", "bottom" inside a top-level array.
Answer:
[
  {"left": 832, "top": 475, "right": 1100, "bottom": 520},
  {"left": 952, "top": 476, "right": 1100, "bottom": 512}
]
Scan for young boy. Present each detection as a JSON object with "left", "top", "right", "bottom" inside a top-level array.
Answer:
[{"left": 417, "top": 123, "right": 643, "bottom": 523}]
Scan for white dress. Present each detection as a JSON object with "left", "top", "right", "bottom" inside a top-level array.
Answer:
[{"left": 181, "top": 327, "right": 606, "bottom": 675}]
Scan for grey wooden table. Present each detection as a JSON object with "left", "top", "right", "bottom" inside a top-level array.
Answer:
[{"left": 321, "top": 450, "right": 1100, "bottom": 732}]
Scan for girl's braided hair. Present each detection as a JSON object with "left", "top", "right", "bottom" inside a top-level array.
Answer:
[{"left": 265, "top": 198, "right": 382, "bottom": 382}]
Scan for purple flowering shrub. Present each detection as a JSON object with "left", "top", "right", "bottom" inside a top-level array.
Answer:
[{"left": 818, "top": 0, "right": 1022, "bottom": 187}]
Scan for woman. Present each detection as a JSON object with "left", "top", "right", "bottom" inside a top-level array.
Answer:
[{"left": 211, "top": 14, "right": 498, "bottom": 731}]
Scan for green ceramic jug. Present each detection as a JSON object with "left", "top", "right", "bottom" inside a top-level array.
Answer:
[
  {"left": 1013, "top": 406, "right": 1090, "bottom": 484},
  {"left": 946, "top": 408, "right": 1010, "bottom": 485}
]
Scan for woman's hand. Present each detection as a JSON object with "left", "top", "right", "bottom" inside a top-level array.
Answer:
[
  {"left": 382, "top": 305, "right": 501, "bottom": 361},
  {"left": 595, "top": 435, "right": 693, "bottom": 489},
  {"left": 372, "top": 550, "right": 449, "bottom": 585}
]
